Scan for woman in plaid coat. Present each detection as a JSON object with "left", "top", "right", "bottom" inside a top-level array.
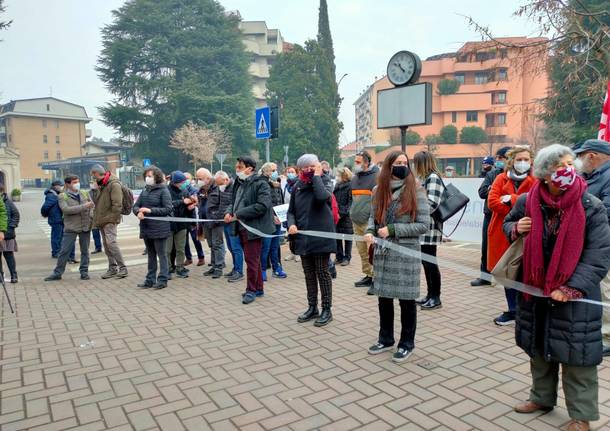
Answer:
[
  {"left": 413, "top": 151, "right": 445, "bottom": 310},
  {"left": 364, "top": 151, "right": 430, "bottom": 362}
]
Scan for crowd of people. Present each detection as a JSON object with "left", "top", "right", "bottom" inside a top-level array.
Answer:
[{"left": 28, "top": 138, "right": 610, "bottom": 431}]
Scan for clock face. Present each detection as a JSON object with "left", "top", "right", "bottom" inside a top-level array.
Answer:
[{"left": 387, "top": 51, "right": 421, "bottom": 86}]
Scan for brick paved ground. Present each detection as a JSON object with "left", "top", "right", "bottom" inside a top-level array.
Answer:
[{"left": 1, "top": 190, "right": 609, "bottom": 430}]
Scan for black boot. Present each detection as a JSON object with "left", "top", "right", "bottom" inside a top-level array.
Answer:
[
  {"left": 415, "top": 295, "right": 430, "bottom": 305},
  {"left": 354, "top": 276, "right": 373, "bottom": 287},
  {"left": 421, "top": 297, "right": 442, "bottom": 310},
  {"left": 297, "top": 305, "right": 319, "bottom": 323},
  {"left": 314, "top": 308, "right": 333, "bottom": 327}
]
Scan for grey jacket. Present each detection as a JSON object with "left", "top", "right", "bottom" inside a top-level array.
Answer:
[
  {"left": 58, "top": 190, "right": 93, "bottom": 233},
  {"left": 350, "top": 165, "right": 379, "bottom": 224},
  {"left": 583, "top": 160, "right": 610, "bottom": 224}
]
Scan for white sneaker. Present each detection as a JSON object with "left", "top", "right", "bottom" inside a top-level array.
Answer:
[
  {"left": 284, "top": 253, "right": 295, "bottom": 261},
  {"left": 295, "top": 255, "right": 301, "bottom": 262}
]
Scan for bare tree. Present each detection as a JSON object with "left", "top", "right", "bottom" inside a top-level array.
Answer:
[
  {"left": 170, "top": 121, "right": 231, "bottom": 172},
  {"left": 0, "top": 0, "right": 12, "bottom": 34}
]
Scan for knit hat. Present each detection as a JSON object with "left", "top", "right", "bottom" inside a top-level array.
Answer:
[
  {"left": 170, "top": 171, "right": 187, "bottom": 184},
  {"left": 51, "top": 180, "right": 63, "bottom": 187},
  {"left": 482, "top": 156, "right": 494, "bottom": 165}
]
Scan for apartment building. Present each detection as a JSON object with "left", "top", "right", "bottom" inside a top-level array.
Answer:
[
  {"left": 353, "top": 37, "right": 549, "bottom": 175},
  {"left": 0, "top": 97, "right": 92, "bottom": 186}
]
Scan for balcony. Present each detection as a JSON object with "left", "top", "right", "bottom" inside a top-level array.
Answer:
[
  {"left": 486, "top": 125, "right": 509, "bottom": 136},
  {"left": 433, "top": 93, "right": 491, "bottom": 113}
]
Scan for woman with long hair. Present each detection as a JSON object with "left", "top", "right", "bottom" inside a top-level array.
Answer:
[
  {"left": 503, "top": 144, "right": 610, "bottom": 431},
  {"left": 133, "top": 166, "right": 173, "bottom": 290},
  {"left": 364, "top": 151, "right": 429, "bottom": 362},
  {"left": 333, "top": 167, "right": 353, "bottom": 266},
  {"left": 413, "top": 151, "right": 445, "bottom": 310},
  {"left": 488, "top": 145, "right": 536, "bottom": 326}
]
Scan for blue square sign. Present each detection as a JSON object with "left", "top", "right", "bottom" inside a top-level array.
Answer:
[{"left": 255, "top": 106, "right": 271, "bottom": 139}]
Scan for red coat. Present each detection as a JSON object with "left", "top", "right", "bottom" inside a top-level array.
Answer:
[{"left": 487, "top": 172, "right": 536, "bottom": 271}]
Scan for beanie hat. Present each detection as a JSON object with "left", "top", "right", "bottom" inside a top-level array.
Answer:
[{"left": 170, "top": 171, "right": 187, "bottom": 184}]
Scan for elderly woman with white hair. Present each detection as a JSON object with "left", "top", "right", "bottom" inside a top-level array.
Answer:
[
  {"left": 287, "top": 154, "right": 336, "bottom": 327},
  {"left": 503, "top": 144, "right": 610, "bottom": 431},
  {"left": 259, "top": 162, "right": 287, "bottom": 281}
]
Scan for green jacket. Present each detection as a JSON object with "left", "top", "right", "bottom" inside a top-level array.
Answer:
[
  {"left": 59, "top": 190, "right": 93, "bottom": 233},
  {"left": 92, "top": 175, "right": 123, "bottom": 227},
  {"left": 0, "top": 198, "right": 7, "bottom": 232}
]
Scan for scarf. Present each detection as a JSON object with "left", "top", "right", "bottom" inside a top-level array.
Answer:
[
  {"left": 508, "top": 169, "right": 529, "bottom": 182},
  {"left": 523, "top": 176, "right": 586, "bottom": 296},
  {"left": 98, "top": 171, "right": 111, "bottom": 187},
  {"left": 286, "top": 177, "right": 297, "bottom": 194}
]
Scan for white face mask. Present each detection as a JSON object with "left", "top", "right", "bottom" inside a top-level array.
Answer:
[
  {"left": 237, "top": 170, "right": 250, "bottom": 180},
  {"left": 197, "top": 179, "right": 206, "bottom": 187},
  {"left": 72, "top": 183, "right": 81, "bottom": 192},
  {"left": 514, "top": 161, "right": 531, "bottom": 174},
  {"left": 90, "top": 182, "right": 98, "bottom": 190},
  {"left": 219, "top": 185, "right": 227, "bottom": 192},
  {"left": 145, "top": 176, "right": 155, "bottom": 186},
  {"left": 353, "top": 164, "right": 363, "bottom": 174}
]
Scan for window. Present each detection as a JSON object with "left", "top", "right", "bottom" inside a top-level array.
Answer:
[
  {"left": 42, "top": 119, "right": 47, "bottom": 128},
  {"left": 56, "top": 151, "right": 61, "bottom": 159},
  {"left": 497, "top": 113, "right": 507, "bottom": 126},
  {"left": 43, "top": 151, "right": 49, "bottom": 160},
  {"left": 43, "top": 134, "right": 48, "bottom": 144},
  {"left": 46, "top": 104, "right": 50, "bottom": 111},
  {"left": 466, "top": 111, "right": 478, "bottom": 122},
  {"left": 475, "top": 72, "right": 488, "bottom": 85},
  {"left": 452, "top": 112, "right": 457, "bottom": 123},
  {"left": 492, "top": 91, "right": 507, "bottom": 104},
  {"left": 55, "top": 136, "right": 60, "bottom": 144},
  {"left": 500, "top": 49, "right": 508, "bottom": 59},
  {"left": 475, "top": 51, "right": 495, "bottom": 62},
  {"left": 55, "top": 120, "right": 60, "bottom": 128},
  {"left": 454, "top": 73, "right": 465, "bottom": 84},
  {"left": 497, "top": 68, "right": 508, "bottom": 80},
  {"left": 486, "top": 113, "right": 495, "bottom": 128}
]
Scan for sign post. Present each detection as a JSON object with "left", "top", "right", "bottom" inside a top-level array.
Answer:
[
  {"left": 255, "top": 106, "right": 271, "bottom": 162},
  {"left": 216, "top": 153, "right": 226, "bottom": 171}
]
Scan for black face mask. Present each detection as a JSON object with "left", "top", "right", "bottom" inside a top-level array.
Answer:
[{"left": 391, "top": 165, "right": 410, "bottom": 180}]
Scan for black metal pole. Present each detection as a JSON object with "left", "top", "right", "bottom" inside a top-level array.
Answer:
[
  {"left": 1, "top": 272, "right": 14, "bottom": 314},
  {"left": 400, "top": 126, "right": 409, "bottom": 152}
]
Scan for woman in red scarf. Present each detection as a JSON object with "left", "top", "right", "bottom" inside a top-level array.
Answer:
[
  {"left": 503, "top": 144, "right": 610, "bottom": 431},
  {"left": 487, "top": 146, "right": 536, "bottom": 326}
]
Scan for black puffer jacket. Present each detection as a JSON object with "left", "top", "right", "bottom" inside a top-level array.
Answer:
[
  {"left": 287, "top": 175, "right": 336, "bottom": 256},
  {"left": 207, "top": 183, "right": 232, "bottom": 226},
  {"left": 228, "top": 175, "right": 275, "bottom": 240},
  {"left": 3, "top": 194, "right": 19, "bottom": 240},
  {"left": 504, "top": 192, "right": 610, "bottom": 367},
  {"left": 168, "top": 184, "right": 190, "bottom": 232},
  {"left": 133, "top": 184, "right": 173, "bottom": 239},
  {"left": 268, "top": 178, "right": 284, "bottom": 207},
  {"left": 333, "top": 181, "right": 352, "bottom": 217}
]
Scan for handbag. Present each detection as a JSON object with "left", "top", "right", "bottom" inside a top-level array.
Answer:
[
  {"left": 491, "top": 237, "right": 524, "bottom": 282},
  {"left": 432, "top": 181, "right": 470, "bottom": 224}
]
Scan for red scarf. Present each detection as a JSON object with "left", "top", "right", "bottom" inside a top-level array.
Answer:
[
  {"left": 100, "top": 171, "right": 111, "bottom": 186},
  {"left": 523, "top": 176, "right": 586, "bottom": 295}
]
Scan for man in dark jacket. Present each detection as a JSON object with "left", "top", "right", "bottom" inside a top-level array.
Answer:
[
  {"left": 167, "top": 171, "right": 193, "bottom": 279},
  {"left": 219, "top": 175, "right": 244, "bottom": 282},
  {"left": 224, "top": 156, "right": 275, "bottom": 304},
  {"left": 350, "top": 151, "right": 379, "bottom": 287},
  {"left": 471, "top": 146, "right": 511, "bottom": 286},
  {"left": 41, "top": 180, "right": 74, "bottom": 261},
  {"left": 575, "top": 139, "right": 610, "bottom": 356}
]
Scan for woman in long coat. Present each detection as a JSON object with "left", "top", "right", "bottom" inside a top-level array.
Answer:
[
  {"left": 287, "top": 154, "right": 336, "bottom": 327},
  {"left": 503, "top": 144, "right": 610, "bottom": 431},
  {"left": 488, "top": 146, "right": 536, "bottom": 326},
  {"left": 364, "top": 151, "right": 429, "bottom": 363},
  {"left": 133, "top": 166, "right": 173, "bottom": 290}
]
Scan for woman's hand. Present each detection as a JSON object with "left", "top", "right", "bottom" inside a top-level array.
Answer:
[
  {"left": 288, "top": 225, "right": 298, "bottom": 235},
  {"left": 517, "top": 217, "right": 532, "bottom": 234},
  {"left": 313, "top": 163, "right": 323, "bottom": 176},
  {"left": 377, "top": 227, "right": 389, "bottom": 239},
  {"left": 224, "top": 214, "right": 234, "bottom": 223},
  {"left": 364, "top": 233, "right": 374, "bottom": 245},
  {"left": 137, "top": 212, "right": 145, "bottom": 220},
  {"left": 140, "top": 207, "right": 152, "bottom": 214},
  {"left": 273, "top": 216, "right": 281, "bottom": 225},
  {"left": 550, "top": 289, "right": 569, "bottom": 302},
  {"left": 501, "top": 195, "right": 512, "bottom": 205}
]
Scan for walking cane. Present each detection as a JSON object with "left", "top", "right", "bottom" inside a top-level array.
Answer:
[{"left": 0, "top": 272, "right": 14, "bottom": 314}]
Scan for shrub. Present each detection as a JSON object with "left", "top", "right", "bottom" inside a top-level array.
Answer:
[
  {"left": 439, "top": 125, "right": 458, "bottom": 144},
  {"left": 437, "top": 79, "right": 461, "bottom": 95},
  {"left": 460, "top": 126, "right": 488, "bottom": 144}
]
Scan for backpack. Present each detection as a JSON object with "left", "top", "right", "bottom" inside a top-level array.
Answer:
[
  {"left": 120, "top": 183, "right": 134, "bottom": 215},
  {"left": 40, "top": 204, "right": 49, "bottom": 218}
]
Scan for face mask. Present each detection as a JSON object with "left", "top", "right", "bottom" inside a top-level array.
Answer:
[
  {"left": 72, "top": 183, "right": 81, "bottom": 192},
  {"left": 219, "top": 185, "right": 227, "bottom": 192},
  {"left": 573, "top": 157, "right": 585, "bottom": 174},
  {"left": 353, "top": 164, "right": 363, "bottom": 174},
  {"left": 197, "top": 179, "right": 206, "bottom": 187},
  {"left": 514, "top": 161, "right": 531, "bottom": 174},
  {"left": 322, "top": 170, "right": 329, "bottom": 175},
  {"left": 287, "top": 173, "right": 297, "bottom": 180},
  {"left": 271, "top": 171, "right": 279, "bottom": 181},
  {"left": 179, "top": 182, "right": 188, "bottom": 191},
  {"left": 495, "top": 161, "right": 505, "bottom": 170},
  {"left": 90, "top": 182, "right": 98, "bottom": 190},
  {"left": 145, "top": 176, "right": 155, "bottom": 186},
  {"left": 236, "top": 171, "right": 247, "bottom": 180},
  {"left": 551, "top": 166, "right": 576, "bottom": 191},
  {"left": 483, "top": 165, "right": 492, "bottom": 172},
  {"left": 190, "top": 180, "right": 196, "bottom": 186},
  {"left": 300, "top": 171, "right": 314, "bottom": 182},
  {"left": 391, "top": 165, "right": 409, "bottom": 180}
]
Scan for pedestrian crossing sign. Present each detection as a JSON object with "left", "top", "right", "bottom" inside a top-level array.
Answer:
[{"left": 255, "top": 106, "right": 271, "bottom": 139}]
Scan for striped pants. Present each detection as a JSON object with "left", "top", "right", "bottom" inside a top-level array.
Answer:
[{"left": 301, "top": 253, "right": 332, "bottom": 309}]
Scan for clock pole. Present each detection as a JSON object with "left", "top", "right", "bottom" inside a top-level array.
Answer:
[{"left": 400, "top": 126, "right": 408, "bottom": 152}]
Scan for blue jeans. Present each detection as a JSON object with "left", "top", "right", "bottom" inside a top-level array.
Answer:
[
  {"left": 50, "top": 223, "right": 74, "bottom": 260},
  {"left": 184, "top": 227, "right": 204, "bottom": 260},
  {"left": 505, "top": 288, "right": 517, "bottom": 313},
  {"left": 261, "top": 224, "right": 282, "bottom": 273},
  {"left": 92, "top": 228, "right": 102, "bottom": 251},
  {"left": 224, "top": 225, "right": 243, "bottom": 275}
]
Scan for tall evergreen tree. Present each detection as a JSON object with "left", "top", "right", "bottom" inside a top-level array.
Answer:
[{"left": 97, "top": 0, "right": 254, "bottom": 171}]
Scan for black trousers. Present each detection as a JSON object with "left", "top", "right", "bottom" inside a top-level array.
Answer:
[
  {"left": 378, "top": 297, "right": 417, "bottom": 350},
  {"left": 421, "top": 244, "right": 442, "bottom": 299},
  {"left": 335, "top": 239, "right": 352, "bottom": 262},
  {"left": 0, "top": 252, "right": 16, "bottom": 277},
  {"left": 480, "top": 213, "right": 492, "bottom": 275},
  {"left": 301, "top": 253, "right": 332, "bottom": 309}
]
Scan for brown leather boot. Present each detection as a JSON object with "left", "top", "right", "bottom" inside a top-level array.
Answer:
[
  {"left": 567, "top": 420, "right": 589, "bottom": 431},
  {"left": 513, "top": 401, "right": 554, "bottom": 414}
]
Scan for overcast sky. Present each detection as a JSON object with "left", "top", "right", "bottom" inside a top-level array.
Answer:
[{"left": 0, "top": 0, "right": 538, "bottom": 146}]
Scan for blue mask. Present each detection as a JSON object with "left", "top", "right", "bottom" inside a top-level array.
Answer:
[
  {"left": 495, "top": 161, "right": 505, "bottom": 170},
  {"left": 287, "top": 173, "right": 297, "bottom": 180},
  {"left": 179, "top": 182, "right": 188, "bottom": 191},
  {"left": 271, "top": 171, "right": 279, "bottom": 181}
]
